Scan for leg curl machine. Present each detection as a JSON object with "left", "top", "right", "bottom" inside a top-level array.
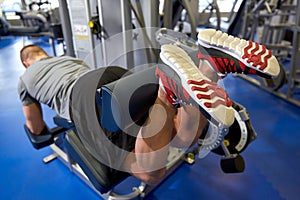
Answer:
[
  {"left": 24, "top": 56, "right": 257, "bottom": 199},
  {"left": 24, "top": 66, "right": 186, "bottom": 199}
]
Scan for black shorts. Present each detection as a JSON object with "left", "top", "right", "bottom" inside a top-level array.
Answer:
[
  {"left": 71, "top": 66, "right": 136, "bottom": 171},
  {"left": 71, "top": 66, "right": 158, "bottom": 171}
]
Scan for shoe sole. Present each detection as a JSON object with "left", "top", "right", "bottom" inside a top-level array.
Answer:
[
  {"left": 159, "top": 44, "right": 234, "bottom": 128},
  {"left": 198, "top": 29, "right": 280, "bottom": 77}
]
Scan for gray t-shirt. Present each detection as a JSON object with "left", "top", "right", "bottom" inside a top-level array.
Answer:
[{"left": 18, "top": 56, "right": 90, "bottom": 121}]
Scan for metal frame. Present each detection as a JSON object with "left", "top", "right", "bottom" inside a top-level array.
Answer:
[
  {"left": 239, "top": 0, "right": 300, "bottom": 107},
  {"left": 66, "top": 0, "right": 97, "bottom": 68},
  {"left": 57, "top": 0, "right": 75, "bottom": 57},
  {"left": 42, "top": 130, "right": 187, "bottom": 200},
  {"left": 57, "top": 0, "right": 162, "bottom": 70}
]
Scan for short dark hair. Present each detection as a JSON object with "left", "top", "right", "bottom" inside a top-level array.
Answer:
[{"left": 20, "top": 44, "right": 48, "bottom": 63}]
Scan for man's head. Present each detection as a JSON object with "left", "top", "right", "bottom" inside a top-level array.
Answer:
[{"left": 20, "top": 44, "right": 49, "bottom": 68}]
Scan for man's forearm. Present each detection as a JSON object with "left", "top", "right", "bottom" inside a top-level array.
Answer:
[{"left": 22, "top": 103, "right": 46, "bottom": 135}]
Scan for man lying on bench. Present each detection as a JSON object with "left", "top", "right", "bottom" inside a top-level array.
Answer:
[{"left": 17, "top": 29, "right": 280, "bottom": 185}]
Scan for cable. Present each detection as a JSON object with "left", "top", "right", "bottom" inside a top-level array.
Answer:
[
  {"left": 181, "top": 0, "right": 198, "bottom": 38},
  {"left": 128, "top": 0, "right": 159, "bottom": 63}
]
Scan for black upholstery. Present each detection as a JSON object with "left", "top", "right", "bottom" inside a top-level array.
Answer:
[
  {"left": 51, "top": 112, "right": 131, "bottom": 194},
  {"left": 64, "top": 128, "right": 130, "bottom": 194},
  {"left": 53, "top": 116, "right": 75, "bottom": 130},
  {"left": 64, "top": 66, "right": 134, "bottom": 193},
  {"left": 66, "top": 66, "right": 159, "bottom": 194},
  {"left": 24, "top": 125, "right": 66, "bottom": 149},
  {"left": 24, "top": 125, "right": 53, "bottom": 149},
  {"left": 101, "top": 66, "right": 158, "bottom": 133},
  {"left": 24, "top": 66, "right": 160, "bottom": 194}
]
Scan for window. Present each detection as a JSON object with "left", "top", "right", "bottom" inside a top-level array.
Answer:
[{"left": 1, "top": 0, "right": 23, "bottom": 12}]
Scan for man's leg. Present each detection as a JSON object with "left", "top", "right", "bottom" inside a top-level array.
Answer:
[
  {"left": 124, "top": 28, "right": 282, "bottom": 185},
  {"left": 171, "top": 105, "right": 208, "bottom": 148},
  {"left": 157, "top": 44, "right": 234, "bottom": 128},
  {"left": 124, "top": 86, "right": 209, "bottom": 186},
  {"left": 127, "top": 44, "right": 232, "bottom": 184},
  {"left": 124, "top": 87, "right": 177, "bottom": 185}
]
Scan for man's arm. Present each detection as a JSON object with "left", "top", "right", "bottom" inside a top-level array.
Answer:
[{"left": 22, "top": 102, "right": 46, "bottom": 135}]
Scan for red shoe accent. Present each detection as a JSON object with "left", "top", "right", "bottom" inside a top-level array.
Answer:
[
  {"left": 158, "top": 43, "right": 235, "bottom": 127},
  {"left": 242, "top": 41, "right": 272, "bottom": 71},
  {"left": 197, "top": 49, "right": 258, "bottom": 77},
  {"left": 156, "top": 67, "right": 183, "bottom": 108},
  {"left": 197, "top": 29, "right": 280, "bottom": 78}
]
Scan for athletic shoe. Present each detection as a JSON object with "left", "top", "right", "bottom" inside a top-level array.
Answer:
[
  {"left": 197, "top": 29, "right": 280, "bottom": 78},
  {"left": 157, "top": 44, "right": 235, "bottom": 127}
]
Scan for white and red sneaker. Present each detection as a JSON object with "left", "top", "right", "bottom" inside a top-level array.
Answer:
[
  {"left": 197, "top": 29, "right": 280, "bottom": 78},
  {"left": 156, "top": 44, "right": 235, "bottom": 128}
]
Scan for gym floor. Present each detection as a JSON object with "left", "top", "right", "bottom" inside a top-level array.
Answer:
[{"left": 0, "top": 37, "right": 299, "bottom": 200}]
